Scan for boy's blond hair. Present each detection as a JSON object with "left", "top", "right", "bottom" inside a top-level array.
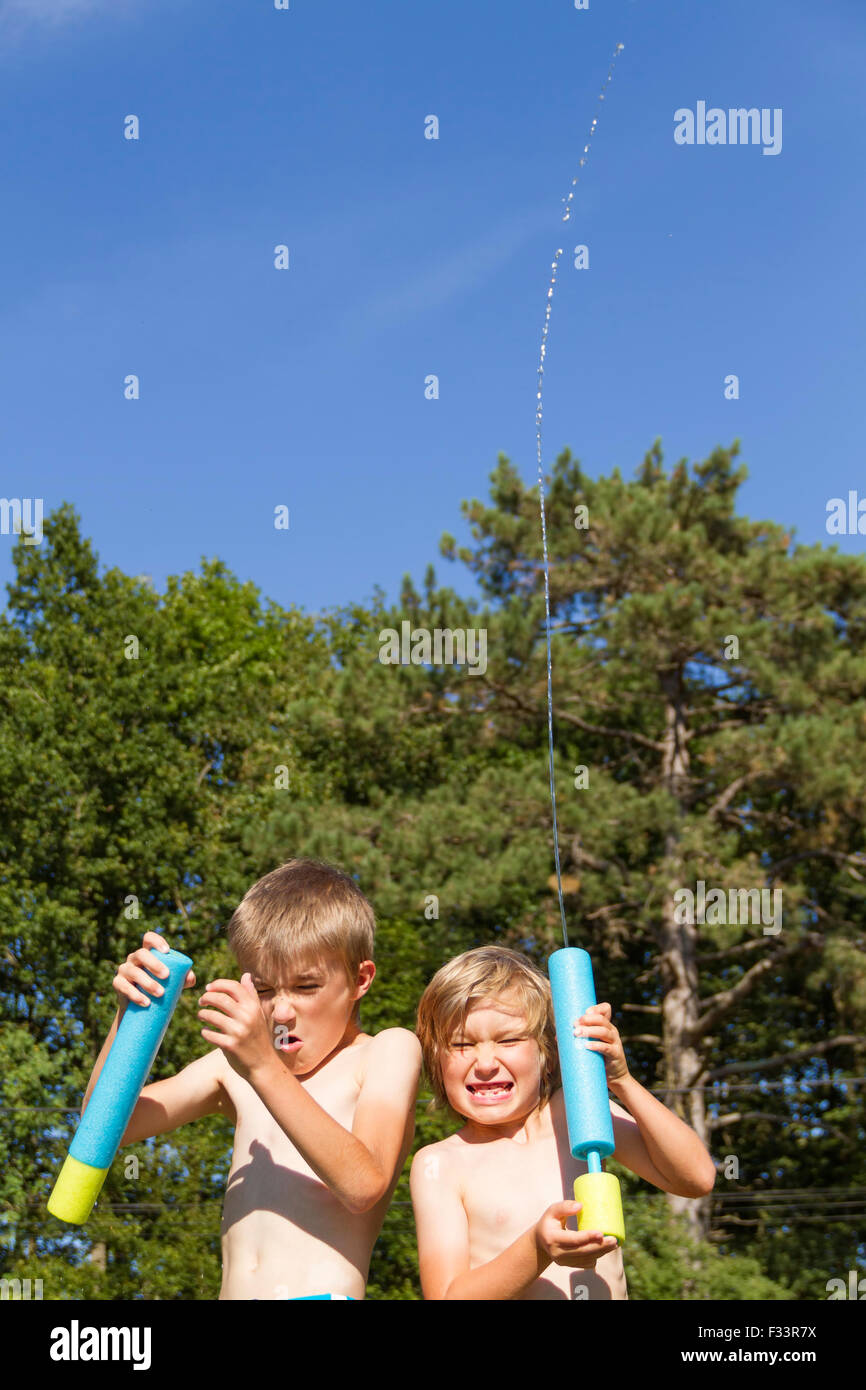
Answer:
[
  {"left": 416, "top": 945, "right": 560, "bottom": 1113},
  {"left": 226, "top": 858, "right": 375, "bottom": 988}
]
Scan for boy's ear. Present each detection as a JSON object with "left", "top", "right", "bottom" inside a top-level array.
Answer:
[{"left": 352, "top": 959, "right": 376, "bottom": 1000}]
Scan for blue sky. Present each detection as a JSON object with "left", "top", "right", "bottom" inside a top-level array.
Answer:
[{"left": 1, "top": 0, "right": 864, "bottom": 617}]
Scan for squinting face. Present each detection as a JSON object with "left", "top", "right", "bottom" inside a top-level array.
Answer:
[
  {"left": 248, "top": 952, "right": 371, "bottom": 1075},
  {"left": 440, "top": 993, "right": 544, "bottom": 1127}
]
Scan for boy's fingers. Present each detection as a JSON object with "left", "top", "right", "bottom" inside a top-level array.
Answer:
[
  {"left": 184, "top": 970, "right": 197, "bottom": 988},
  {"left": 558, "top": 1229, "right": 613, "bottom": 1248},
  {"left": 136, "top": 948, "right": 170, "bottom": 978},
  {"left": 117, "top": 980, "right": 151, "bottom": 1007},
  {"left": 548, "top": 1200, "right": 581, "bottom": 1224},
  {"left": 205, "top": 978, "right": 245, "bottom": 999},
  {"left": 115, "top": 967, "right": 158, "bottom": 1006},
  {"left": 549, "top": 1200, "right": 580, "bottom": 1215},
  {"left": 576, "top": 1005, "right": 612, "bottom": 1025},
  {"left": 198, "top": 1007, "right": 234, "bottom": 1030},
  {"left": 126, "top": 965, "right": 165, "bottom": 997},
  {"left": 198, "top": 989, "right": 239, "bottom": 1013},
  {"left": 142, "top": 931, "right": 170, "bottom": 953}
]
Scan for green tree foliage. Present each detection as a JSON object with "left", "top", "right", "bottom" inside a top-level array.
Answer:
[
  {"left": 2, "top": 444, "right": 864, "bottom": 1301},
  {"left": 261, "top": 442, "right": 866, "bottom": 1298},
  {"left": 0, "top": 506, "right": 310, "bottom": 1297}
]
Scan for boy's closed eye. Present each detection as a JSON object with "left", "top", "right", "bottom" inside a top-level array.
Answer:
[{"left": 253, "top": 983, "right": 321, "bottom": 995}]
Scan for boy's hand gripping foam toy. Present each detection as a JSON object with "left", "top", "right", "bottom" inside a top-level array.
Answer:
[
  {"left": 549, "top": 946, "right": 625, "bottom": 1242},
  {"left": 47, "top": 947, "right": 193, "bottom": 1225}
]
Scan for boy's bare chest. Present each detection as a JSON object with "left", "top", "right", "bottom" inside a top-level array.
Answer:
[
  {"left": 454, "top": 1137, "right": 627, "bottom": 1300},
  {"left": 223, "top": 1057, "right": 363, "bottom": 1175},
  {"left": 458, "top": 1136, "right": 587, "bottom": 1225}
]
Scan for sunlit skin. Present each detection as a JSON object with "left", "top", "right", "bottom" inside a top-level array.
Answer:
[
  {"left": 440, "top": 993, "right": 622, "bottom": 1137},
  {"left": 409, "top": 991, "right": 620, "bottom": 1300},
  {"left": 193, "top": 952, "right": 420, "bottom": 1297},
  {"left": 93, "top": 930, "right": 421, "bottom": 1299},
  {"left": 440, "top": 994, "right": 622, "bottom": 1256},
  {"left": 440, "top": 998, "right": 548, "bottom": 1136},
  {"left": 412, "top": 986, "right": 716, "bottom": 1299},
  {"left": 197, "top": 954, "right": 376, "bottom": 1081}
]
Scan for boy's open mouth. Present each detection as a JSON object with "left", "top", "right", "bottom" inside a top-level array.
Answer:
[
  {"left": 277, "top": 1034, "right": 303, "bottom": 1052},
  {"left": 466, "top": 1081, "right": 513, "bottom": 1099}
]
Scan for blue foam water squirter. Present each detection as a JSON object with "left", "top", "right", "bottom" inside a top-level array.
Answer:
[
  {"left": 47, "top": 947, "right": 192, "bottom": 1224},
  {"left": 549, "top": 947, "right": 625, "bottom": 1240}
]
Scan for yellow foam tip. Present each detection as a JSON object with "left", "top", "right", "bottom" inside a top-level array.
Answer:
[
  {"left": 574, "top": 1171, "right": 626, "bottom": 1244},
  {"left": 47, "top": 1154, "right": 109, "bottom": 1225}
]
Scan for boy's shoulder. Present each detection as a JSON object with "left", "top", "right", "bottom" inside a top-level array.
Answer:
[
  {"left": 411, "top": 1127, "right": 467, "bottom": 1172},
  {"left": 412, "top": 1095, "right": 557, "bottom": 1174},
  {"left": 359, "top": 1026, "right": 422, "bottom": 1064},
  {"left": 356, "top": 1026, "right": 421, "bottom": 1085},
  {"left": 365, "top": 1025, "right": 422, "bottom": 1055}
]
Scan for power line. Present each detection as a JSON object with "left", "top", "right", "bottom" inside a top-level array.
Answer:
[
  {"left": 717, "top": 1200, "right": 866, "bottom": 1212},
  {"left": 712, "top": 1187, "right": 866, "bottom": 1199},
  {"left": 668, "top": 1077, "right": 866, "bottom": 1095}
]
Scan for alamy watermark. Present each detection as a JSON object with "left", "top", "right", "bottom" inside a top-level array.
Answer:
[
  {"left": 826, "top": 1270, "right": 865, "bottom": 1299},
  {"left": 674, "top": 103, "right": 782, "bottom": 157},
  {"left": 826, "top": 492, "right": 866, "bottom": 535},
  {"left": 0, "top": 497, "right": 43, "bottom": 545},
  {"left": 0, "top": 1276, "right": 43, "bottom": 1299},
  {"left": 673, "top": 880, "right": 782, "bottom": 935},
  {"left": 49, "top": 1321, "right": 151, "bottom": 1370},
  {"left": 378, "top": 621, "right": 487, "bottom": 676}
]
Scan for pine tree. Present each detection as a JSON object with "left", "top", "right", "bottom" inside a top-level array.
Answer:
[
  {"left": 265, "top": 442, "right": 866, "bottom": 1294},
  {"left": 437, "top": 440, "right": 866, "bottom": 1274}
]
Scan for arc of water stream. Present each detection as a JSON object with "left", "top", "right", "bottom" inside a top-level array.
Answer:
[{"left": 534, "top": 42, "right": 626, "bottom": 949}]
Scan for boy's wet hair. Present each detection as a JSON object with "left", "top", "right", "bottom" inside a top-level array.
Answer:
[
  {"left": 226, "top": 858, "right": 375, "bottom": 987},
  {"left": 416, "top": 945, "right": 560, "bottom": 1113}
]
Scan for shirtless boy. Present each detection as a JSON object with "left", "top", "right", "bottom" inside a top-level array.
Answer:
[
  {"left": 82, "top": 859, "right": 422, "bottom": 1299},
  {"left": 410, "top": 945, "right": 716, "bottom": 1300}
]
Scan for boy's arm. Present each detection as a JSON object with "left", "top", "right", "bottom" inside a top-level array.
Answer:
[
  {"left": 83, "top": 1040, "right": 234, "bottom": 1146},
  {"left": 410, "top": 1147, "right": 543, "bottom": 1299},
  {"left": 577, "top": 1002, "right": 716, "bottom": 1197},
  {"left": 410, "top": 1147, "right": 612, "bottom": 1300},
  {"left": 608, "top": 1077, "right": 717, "bottom": 1197},
  {"left": 349, "top": 1028, "right": 422, "bottom": 1199},
  {"left": 117, "top": 1048, "right": 234, "bottom": 1145},
  {"left": 249, "top": 1027, "right": 422, "bottom": 1214}
]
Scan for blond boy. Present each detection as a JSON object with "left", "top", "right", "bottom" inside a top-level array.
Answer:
[
  {"left": 83, "top": 859, "right": 421, "bottom": 1299},
  {"left": 410, "top": 946, "right": 716, "bottom": 1300}
]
